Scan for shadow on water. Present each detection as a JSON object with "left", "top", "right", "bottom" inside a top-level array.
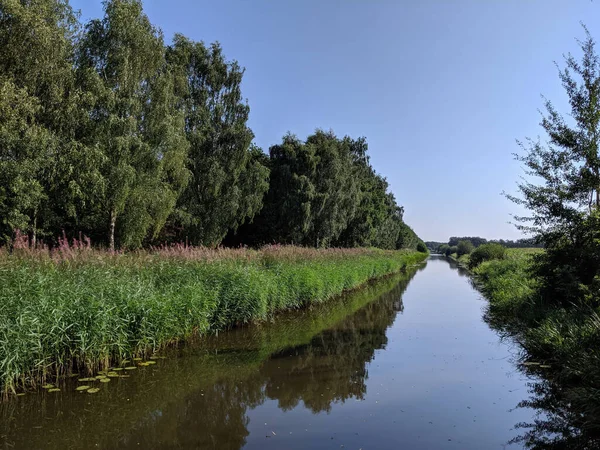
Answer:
[
  {"left": 0, "top": 264, "right": 423, "bottom": 450},
  {"left": 483, "top": 321, "right": 600, "bottom": 450},
  {"left": 467, "top": 264, "right": 600, "bottom": 449}
]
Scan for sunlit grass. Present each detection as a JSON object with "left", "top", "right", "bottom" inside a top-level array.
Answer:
[{"left": 0, "top": 244, "right": 426, "bottom": 394}]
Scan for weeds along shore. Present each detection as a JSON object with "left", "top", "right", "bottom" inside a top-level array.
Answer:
[{"left": 0, "top": 243, "right": 427, "bottom": 394}]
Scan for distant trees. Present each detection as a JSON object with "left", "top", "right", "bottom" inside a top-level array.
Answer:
[
  {"left": 446, "top": 236, "right": 540, "bottom": 249},
  {"left": 456, "top": 240, "right": 474, "bottom": 257},
  {"left": 0, "top": 0, "right": 423, "bottom": 251},
  {"left": 230, "top": 131, "right": 425, "bottom": 250}
]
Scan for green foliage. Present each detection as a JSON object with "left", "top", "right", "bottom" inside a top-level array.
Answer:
[
  {"left": 166, "top": 36, "right": 269, "bottom": 247},
  {"left": 256, "top": 131, "right": 361, "bottom": 247},
  {"left": 507, "top": 28, "right": 600, "bottom": 306},
  {"left": 456, "top": 240, "right": 474, "bottom": 256},
  {"left": 0, "top": 0, "right": 423, "bottom": 250},
  {"left": 448, "top": 236, "right": 487, "bottom": 247},
  {"left": 474, "top": 248, "right": 600, "bottom": 447},
  {"left": 76, "top": 0, "right": 190, "bottom": 249},
  {"left": 416, "top": 242, "right": 427, "bottom": 253},
  {"left": 233, "top": 131, "right": 422, "bottom": 249},
  {"left": 445, "top": 245, "right": 457, "bottom": 257},
  {"left": 468, "top": 243, "right": 506, "bottom": 269},
  {"left": 0, "top": 246, "right": 426, "bottom": 393}
]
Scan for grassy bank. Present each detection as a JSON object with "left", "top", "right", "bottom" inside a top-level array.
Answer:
[
  {"left": 0, "top": 268, "right": 420, "bottom": 449},
  {"left": 0, "top": 244, "right": 426, "bottom": 394},
  {"left": 473, "top": 248, "right": 600, "bottom": 447}
]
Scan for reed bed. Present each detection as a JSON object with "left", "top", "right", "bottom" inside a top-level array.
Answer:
[{"left": 0, "top": 238, "right": 426, "bottom": 394}]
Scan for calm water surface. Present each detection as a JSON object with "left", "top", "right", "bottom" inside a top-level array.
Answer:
[{"left": 0, "top": 256, "right": 536, "bottom": 449}]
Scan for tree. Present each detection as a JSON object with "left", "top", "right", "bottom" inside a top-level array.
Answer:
[
  {"left": 456, "top": 240, "right": 474, "bottom": 256},
  {"left": 0, "top": 0, "right": 90, "bottom": 245},
  {"left": 166, "top": 36, "right": 269, "bottom": 247},
  {"left": 77, "top": 0, "right": 189, "bottom": 249},
  {"left": 257, "top": 130, "right": 361, "bottom": 247},
  {"left": 468, "top": 243, "right": 506, "bottom": 269},
  {"left": 508, "top": 28, "right": 600, "bottom": 304}
]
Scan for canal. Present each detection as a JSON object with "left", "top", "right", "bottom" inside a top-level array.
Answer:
[{"left": 0, "top": 256, "right": 536, "bottom": 449}]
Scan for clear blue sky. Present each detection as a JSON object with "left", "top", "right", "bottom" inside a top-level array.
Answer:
[{"left": 71, "top": 0, "right": 600, "bottom": 242}]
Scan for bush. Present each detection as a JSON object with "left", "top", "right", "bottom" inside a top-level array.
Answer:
[
  {"left": 445, "top": 246, "right": 457, "bottom": 257},
  {"left": 456, "top": 240, "right": 475, "bottom": 256},
  {"left": 416, "top": 242, "right": 427, "bottom": 253},
  {"left": 468, "top": 243, "right": 506, "bottom": 269}
]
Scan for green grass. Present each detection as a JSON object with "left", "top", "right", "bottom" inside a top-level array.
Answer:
[
  {"left": 0, "top": 245, "right": 427, "bottom": 394},
  {"left": 473, "top": 248, "right": 600, "bottom": 445}
]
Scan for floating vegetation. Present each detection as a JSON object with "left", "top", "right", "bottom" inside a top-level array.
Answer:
[
  {"left": 95, "top": 375, "right": 107, "bottom": 380},
  {"left": 99, "top": 378, "right": 110, "bottom": 383},
  {"left": 119, "top": 375, "right": 130, "bottom": 378},
  {"left": 87, "top": 388, "right": 100, "bottom": 394},
  {"left": 124, "top": 366, "right": 137, "bottom": 370},
  {"left": 133, "top": 358, "right": 142, "bottom": 361},
  {"left": 16, "top": 393, "right": 25, "bottom": 396},
  {"left": 107, "top": 372, "right": 120, "bottom": 378},
  {"left": 540, "top": 364, "right": 552, "bottom": 368},
  {"left": 42, "top": 384, "right": 54, "bottom": 389},
  {"left": 48, "top": 388, "right": 61, "bottom": 393},
  {"left": 78, "top": 378, "right": 95, "bottom": 382},
  {"left": 146, "top": 361, "right": 156, "bottom": 365},
  {"left": 111, "top": 368, "right": 123, "bottom": 372},
  {"left": 149, "top": 356, "right": 159, "bottom": 360},
  {"left": 76, "top": 385, "right": 90, "bottom": 391},
  {"left": 138, "top": 362, "right": 150, "bottom": 367}
]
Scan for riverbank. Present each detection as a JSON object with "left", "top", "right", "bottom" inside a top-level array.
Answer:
[
  {"left": 0, "top": 245, "right": 426, "bottom": 394},
  {"left": 473, "top": 248, "right": 600, "bottom": 446}
]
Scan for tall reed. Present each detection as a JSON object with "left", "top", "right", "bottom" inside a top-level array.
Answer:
[{"left": 0, "top": 242, "right": 426, "bottom": 394}]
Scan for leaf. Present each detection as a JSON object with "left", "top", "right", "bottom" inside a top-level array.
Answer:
[
  {"left": 76, "top": 385, "right": 90, "bottom": 391},
  {"left": 87, "top": 388, "right": 100, "bottom": 394}
]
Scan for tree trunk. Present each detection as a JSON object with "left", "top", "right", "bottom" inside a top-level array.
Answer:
[
  {"left": 31, "top": 214, "right": 37, "bottom": 248},
  {"left": 109, "top": 209, "right": 117, "bottom": 251}
]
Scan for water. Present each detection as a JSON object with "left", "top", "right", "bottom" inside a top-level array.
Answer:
[{"left": 0, "top": 256, "right": 536, "bottom": 449}]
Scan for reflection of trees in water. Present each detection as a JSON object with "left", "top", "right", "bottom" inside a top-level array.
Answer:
[
  {"left": 261, "top": 281, "right": 406, "bottom": 413},
  {"left": 504, "top": 374, "right": 600, "bottom": 450},
  {"left": 127, "top": 277, "right": 412, "bottom": 449},
  {"left": 484, "top": 313, "right": 600, "bottom": 449},
  {"left": 0, "top": 270, "right": 419, "bottom": 450}
]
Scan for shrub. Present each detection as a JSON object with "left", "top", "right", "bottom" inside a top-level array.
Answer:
[
  {"left": 456, "top": 240, "right": 474, "bottom": 256},
  {"left": 468, "top": 243, "right": 506, "bottom": 269},
  {"left": 445, "top": 246, "right": 457, "bottom": 257},
  {"left": 416, "top": 242, "right": 427, "bottom": 253}
]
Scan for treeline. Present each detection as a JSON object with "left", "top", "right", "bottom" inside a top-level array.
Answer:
[
  {"left": 0, "top": 0, "right": 423, "bottom": 251},
  {"left": 425, "top": 237, "right": 540, "bottom": 252}
]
